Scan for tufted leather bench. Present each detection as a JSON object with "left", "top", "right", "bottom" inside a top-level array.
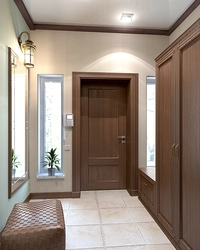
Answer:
[{"left": 1, "top": 199, "right": 65, "bottom": 250}]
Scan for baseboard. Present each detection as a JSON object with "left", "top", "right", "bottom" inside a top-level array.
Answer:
[
  {"left": 127, "top": 189, "right": 138, "bottom": 196},
  {"left": 29, "top": 192, "right": 78, "bottom": 200},
  {"left": 72, "top": 191, "right": 81, "bottom": 198},
  {"left": 24, "top": 193, "right": 31, "bottom": 202},
  {"left": 0, "top": 230, "right": 1, "bottom": 248}
]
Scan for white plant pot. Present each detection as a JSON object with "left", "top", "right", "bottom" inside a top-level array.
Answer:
[
  {"left": 12, "top": 168, "right": 16, "bottom": 179},
  {"left": 48, "top": 168, "right": 56, "bottom": 176}
]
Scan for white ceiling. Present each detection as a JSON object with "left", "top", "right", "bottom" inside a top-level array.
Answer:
[{"left": 22, "top": 0, "right": 195, "bottom": 30}]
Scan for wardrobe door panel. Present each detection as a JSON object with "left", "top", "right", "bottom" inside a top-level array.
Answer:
[
  {"left": 156, "top": 50, "right": 176, "bottom": 236},
  {"left": 180, "top": 37, "right": 200, "bottom": 250}
]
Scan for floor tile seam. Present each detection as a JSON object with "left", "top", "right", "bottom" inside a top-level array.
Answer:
[
  {"left": 68, "top": 208, "right": 99, "bottom": 211},
  {"left": 100, "top": 221, "right": 140, "bottom": 227},
  {"left": 67, "top": 248, "right": 106, "bottom": 250},
  {"left": 105, "top": 245, "right": 146, "bottom": 250},
  {"left": 97, "top": 195, "right": 138, "bottom": 225},
  {"left": 126, "top": 206, "right": 138, "bottom": 223},
  {"left": 99, "top": 207, "right": 131, "bottom": 213},
  {"left": 135, "top": 220, "right": 172, "bottom": 245},
  {"left": 66, "top": 244, "right": 154, "bottom": 250},
  {"left": 67, "top": 221, "right": 142, "bottom": 226},
  {"left": 98, "top": 205, "right": 127, "bottom": 209},
  {"left": 125, "top": 200, "right": 155, "bottom": 222},
  {"left": 104, "top": 242, "right": 150, "bottom": 248},
  {"left": 121, "top": 196, "right": 145, "bottom": 208},
  {"left": 126, "top": 206, "right": 154, "bottom": 223},
  {"left": 134, "top": 221, "right": 154, "bottom": 245},
  {"left": 95, "top": 192, "right": 107, "bottom": 248},
  {"left": 62, "top": 208, "right": 70, "bottom": 212},
  {"left": 96, "top": 194, "right": 121, "bottom": 197},
  {"left": 66, "top": 222, "right": 103, "bottom": 227},
  {"left": 64, "top": 210, "right": 70, "bottom": 225},
  {"left": 119, "top": 194, "right": 130, "bottom": 208}
]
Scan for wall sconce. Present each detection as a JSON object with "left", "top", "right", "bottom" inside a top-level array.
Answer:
[{"left": 18, "top": 31, "right": 36, "bottom": 68}]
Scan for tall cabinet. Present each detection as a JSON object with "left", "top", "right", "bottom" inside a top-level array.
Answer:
[{"left": 156, "top": 19, "right": 200, "bottom": 250}]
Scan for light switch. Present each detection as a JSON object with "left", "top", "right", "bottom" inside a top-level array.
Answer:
[{"left": 65, "top": 145, "right": 70, "bottom": 151}]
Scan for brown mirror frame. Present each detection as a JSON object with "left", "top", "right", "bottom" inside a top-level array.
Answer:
[{"left": 8, "top": 47, "right": 29, "bottom": 198}]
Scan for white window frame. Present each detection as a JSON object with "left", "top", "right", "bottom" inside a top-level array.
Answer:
[{"left": 37, "top": 74, "right": 64, "bottom": 177}]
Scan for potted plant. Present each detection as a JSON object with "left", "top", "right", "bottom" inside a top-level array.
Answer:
[
  {"left": 12, "top": 149, "right": 21, "bottom": 178},
  {"left": 42, "top": 148, "right": 60, "bottom": 176}
]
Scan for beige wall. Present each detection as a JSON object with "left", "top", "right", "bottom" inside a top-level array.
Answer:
[
  {"left": 29, "top": 30, "right": 169, "bottom": 192},
  {"left": 169, "top": 5, "right": 200, "bottom": 44},
  {"left": 0, "top": 0, "right": 30, "bottom": 231}
]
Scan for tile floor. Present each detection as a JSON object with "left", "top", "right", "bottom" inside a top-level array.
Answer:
[{"left": 31, "top": 190, "right": 176, "bottom": 250}]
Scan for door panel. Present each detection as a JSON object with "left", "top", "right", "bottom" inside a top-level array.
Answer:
[
  {"left": 156, "top": 51, "right": 176, "bottom": 235},
  {"left": 88, "top": 89, "right": 118, "bottom": 158},
  {"left": 180, "top": 38, "right": 200, "bottom": 250},
  {"left": 81, "top": 80, "right": 127, "bottom": 190}
]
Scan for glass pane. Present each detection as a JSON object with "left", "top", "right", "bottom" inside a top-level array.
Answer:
[
  {"left": 44, "top": 81, "right": 62, "bottom": 157},
  {"left": 12, "top": 74, "right": 26, "bottom": 178},
  {"left": 147, "top": 77, "right": 155, "bottom": 167}
]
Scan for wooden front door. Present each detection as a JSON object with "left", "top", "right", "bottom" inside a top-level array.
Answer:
[{"left": 80, "top": 79, "right": 127, "bottom": 190}]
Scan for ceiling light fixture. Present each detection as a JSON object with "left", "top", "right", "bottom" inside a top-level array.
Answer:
[
  {"left": 121, "top": 13, "right": 134, "bottom": 22},
  {"left": 18, "top": 31, "right": 36, "bottom": 68}
]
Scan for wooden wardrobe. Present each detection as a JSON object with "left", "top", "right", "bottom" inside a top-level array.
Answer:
[{"left": 156, "top": 19, "right": 200, "bottom": 250}]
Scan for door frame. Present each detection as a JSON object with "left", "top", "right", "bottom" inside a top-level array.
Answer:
[{"left": 72, "top": 72, "right": 138, "bottom": 197}]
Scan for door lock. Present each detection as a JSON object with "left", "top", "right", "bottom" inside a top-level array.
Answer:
[{"left": 118, "top": 135, "right": 126, "bottom": 144}]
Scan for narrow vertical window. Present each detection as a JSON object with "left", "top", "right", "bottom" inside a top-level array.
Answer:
[
  {"left": 147, "top": 76, "right": 156, "bottom": 167},
  {"left": 38, "top": 75, "right": 63, "bottom": 176}
]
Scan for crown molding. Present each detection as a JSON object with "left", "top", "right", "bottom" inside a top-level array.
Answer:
[{"left": 14, "top": 0, "right": 200, "bottom": 36}]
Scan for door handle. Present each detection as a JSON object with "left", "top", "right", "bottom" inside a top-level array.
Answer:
[
  {"left": 175, "top": 144, "right": 179, "bottom": 159},
  {"left": 172, "top": 143, "right": 179, "bottom": 158},
  {"left": 171, "top": 143, "right": 175, "bottom": 157},
  {"left": 117, "top": 136, "right": 126, "bottom": 139},
  {"left": 118, "top": 135, "right": 126, "bottom": 144}
]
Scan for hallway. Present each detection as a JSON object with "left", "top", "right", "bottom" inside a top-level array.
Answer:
[{"left": 32, "top": 190, "right": 175, "bottom": 249}]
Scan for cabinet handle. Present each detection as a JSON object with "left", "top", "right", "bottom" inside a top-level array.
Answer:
[
  {"left": 144, "top": 183, "right": 147, "bottom": 186},
  {"left": 171, "top": 143, "right": 175, "bottom": 157},
  {"left": 175, "top": 144, "right": 179, "bottom": 158}
]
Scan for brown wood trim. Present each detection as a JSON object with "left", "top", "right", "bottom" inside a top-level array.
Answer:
[
  {"left": 34, "top": 24, "right": 168, "bottom": 35},
  {"left": 8, "top": 47, "right": 12, "bottom": 199},
  {"left": 138, "top": 169, "right": 156, "bottom": 213},
  {"left": 24, "top": 193, "right": 31, "bottom": 202},
  {"left": 125, "top": 75, "right": 139, "bottom": 194},
  {"left": 168, "top": 0, "right": 200, "bottom": 35},
  {"left": 29, "top": 192, "right": 76, "bottom": 199},
  {"left": 128, "top": 190, "right": 138, "bottom": 196},
  {"left": 72, "top": 72, "right": 138, "bottom": 195},
  {"left": 155, "top": 18, "right": 200, "bottom": 61},
  {"left": 13, "top": 0, "right": 199, "bottom": 35},
  {"left": 72, "top": 192, "right": 81, "bottom": 198},
  {"left": 0, "top": 230, "right": 2, "bottom": 246},
  {"left": 139, "top": 168, "right": 156, "bottom": 183},
  {"left": 13, "top": 0, "right": 35, "bottom": 30}
]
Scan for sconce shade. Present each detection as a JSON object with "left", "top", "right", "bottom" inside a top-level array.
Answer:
[
  {"left": 22, "top": 39, "right": 36, "bottom": 68},
  {"left": 18, "top": 32, "right": 36, "bottom": 68}
]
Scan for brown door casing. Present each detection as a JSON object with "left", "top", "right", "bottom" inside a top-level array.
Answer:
[{"left": 72, "top": 72, "right": 138, "bottom": 197}]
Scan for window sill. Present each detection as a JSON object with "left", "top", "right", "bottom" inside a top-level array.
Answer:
[{"left": 37, "top": 173, "right": 65, "bottom": 180}]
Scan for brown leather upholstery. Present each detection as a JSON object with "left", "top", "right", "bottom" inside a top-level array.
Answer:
[{"left": 1, "top": 200, "right": 65, "bottom": 250}]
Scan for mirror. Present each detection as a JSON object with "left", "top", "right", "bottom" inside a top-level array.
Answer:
[{"left": 8, "top": 47, "right": 29, "bottom": 198}]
